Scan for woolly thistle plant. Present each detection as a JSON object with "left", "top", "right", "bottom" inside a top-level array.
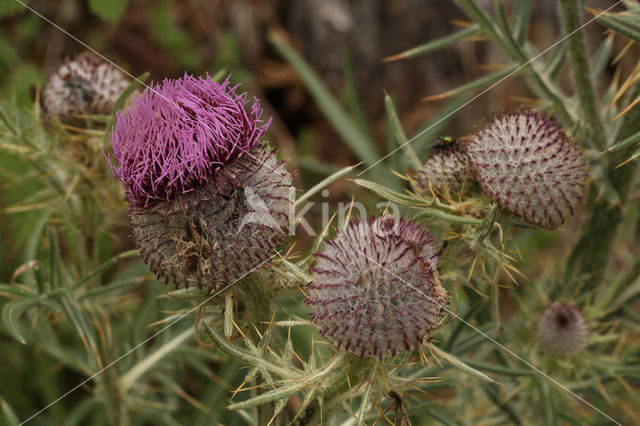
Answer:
[
  {"left": 307, "top": 216, "right": 448, "bottom": 360},
  {"left": 42, "top": 52, "right": 130, "bottom": 118},
  {"left": 415, "top": 138, "right": 473, "bottom": 198},
  {"left": 536, "top": 302, "right": 589, "bottom": 356},
  {"left": 464, "top": 111, "right": 587, "bottom": 229},
  {"left": 109, "top": 75, "right": 294, "bottom": 289}
]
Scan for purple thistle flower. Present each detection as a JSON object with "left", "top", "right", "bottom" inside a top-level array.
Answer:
[
  {"left": 307, "top": 216, "right": 448, "bottom": 360},
  {"left": 464, "top": 111, "right": 586, "bottom": 229},
  {"left": 109, "top": 75, "right": 292, "bottom": 290},
  {"left": 42, "top": 52, "right": 130, "bottom": 118},
  {"left": 110, "top": 74, "right": 272, "bottom": 208},
  {"left": 537, "top": 302, "right": 589, "bottom": 356}
]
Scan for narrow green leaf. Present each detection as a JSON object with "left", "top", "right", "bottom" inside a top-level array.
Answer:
[
  {"left": 296, "top": 163, "right": 359, "bottom": 208},
  {"left": 383, "top": 24, "right": 480, "bottom": 61},
  {"left": 413, "top": 207, "right": 483, "bottom": 225},
  {"left": 594, "top": 9, "right": 640, "bottom": 43},
  {"left": 422, "top": 64, "right": 520, "bottom": 102},
  {"left": 354, "top": 179, "right": 426, "bottom": 206},
  {"left": 0, "top": 396, "right": 20, "bottom": 426},
  {"left": 1, "top": 297, "right": 39, "bottom": 344},
  {"left": 88, "top": 0, "right": 128, "bottom": 24},
  {"left": 384, "top": 94, "right": 422, "bottom": 170},
  {"left": 72, "top": 250, "right": 138, "bottom": 289},
  {"left": 512, "top": 0, "right": 533, "bottom": 42},
  {"left": 426, "top": 342, "right": 498, "bottom": 384},
  {"left": 591, "top": 35, "right": 614, "bottom": 80},
  {"left": 533, "top": 376, "right": 556, "bottom": 426},
  {"left": 604, "top": 129, "right": 640, "bottom": 153},
  {"left": 79, "top": 277, "right": 147, "bottom": 300},
  {"left": 270, "top": 34, "right": 380, "bottom": 167}
]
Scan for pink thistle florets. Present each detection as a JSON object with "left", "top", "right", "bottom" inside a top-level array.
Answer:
[
  {"left": 110, "top": 74, "right": 272, "bottom": 208},
  {"left": 307, "top": 216, "right": 448, "bottom": 360}
]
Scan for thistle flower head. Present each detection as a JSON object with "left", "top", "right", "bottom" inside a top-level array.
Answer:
[
  {"left": 307, "top": 216, "right": 448, "bottom": 360},
  {"left": 415, "top": 141, "right": 473, "bottom": 198},
  {"left": 464, "top": 111, "right": 586, "bottom": 229},
  {"left": 537, "top": 302, "right": 589, "bottom": 356},
  {"left": 110, "top": 74, "right": 271, "bottom": 208},
  {"left": 42, "top": 52, "right": 129, "bottom": 118},
  {"left": 110, "top": 74, "right": 291, "bottom": 290}
]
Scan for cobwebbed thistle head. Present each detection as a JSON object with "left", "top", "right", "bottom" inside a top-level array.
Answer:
[
  {"left": 307, "top": 216, "right": 448, "bottom": 360},
  {"left": 415, "top": 137, "right": 473, "bottom": 198},
  {"left": 109, "top": 74, "right": 293, "bottom": 290},
  {"left": 42, "top": 53, "right": 130, "bottom": 118},
  {"left": 537, "top": 302, "right": 589, "bottom": 356},
  {"left": 464, "top": 111, "right": 586, "bottom": 229}
]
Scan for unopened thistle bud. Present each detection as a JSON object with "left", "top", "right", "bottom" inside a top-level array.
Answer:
[
  {"left": 464, "top": 111, "right": 586, "bottom": 229},
  {"left": 415, "top": 138, "right": 473, "bottom": 197},
  {"left": 537, "top": 302, "right": 589, "bottom": 356},
  {"left": 42, "top": 53, "right": 130, "bottom": 118},
  {"left": 109, "top": 74, "right": 293, "bottom": 289},
  {"left": 307, "top": 216, "right": 448, "bottom": 360}
]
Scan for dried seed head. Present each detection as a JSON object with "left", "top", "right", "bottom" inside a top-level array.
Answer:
[
  {"left": 307, "top": 216, "right": 448, "bottom": 360},
  {"left": 537, "top": 302, "right": 589, "bottom": 356},
  {"left": 110, "top": 75, "right": 292, "bottom": 289},
  {"left": 42, "top": 53, "right": 129, "bottom": 118},
  {"left": 464, "top": 111, "right": 586, "bottom": 229},
  {"left": 110, "top": 74, "right": 272, "bottom": 208},
  {"left": 415, "top": 142, "right": 473, "bottom": 197}
]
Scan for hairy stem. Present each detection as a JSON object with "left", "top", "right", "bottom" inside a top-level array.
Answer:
[
  {"left": 559, "top": 0, "right": 607, "bottom": 150},
  {"left": 566, "top": 85, "right": 640, "bottom": 291}
]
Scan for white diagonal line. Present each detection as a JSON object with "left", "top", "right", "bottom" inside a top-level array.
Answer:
[
  {"left": 356, "top": 249, "right": 621, "bottom": 425},
  {"left": 357, "top": 1, "right": 623, "bottom": 177},
  {"left": 18, "top": 252, "right": 279, "bottom": 425},
  {"left": 12, "top": 0, "right": 287, "bottom": 179}
]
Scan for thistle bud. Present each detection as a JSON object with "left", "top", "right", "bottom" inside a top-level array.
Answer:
[
  {"left": 537, "top": 302, "right": 589, "bottom": 356},
  {"left": 42, "top": 53, "right": 130, "bottom": 118},
  {"left": 307, "top": 216, "right": 448, "bottom": 360},
  {"left": 415, "top": 140, "right": 473, "bottom": 198},
  {"left": 109, "top": 74, "right": 293, "bottom": 289},
  {"left": 464, "top": 111, "right": 586, "bottom": 229}
]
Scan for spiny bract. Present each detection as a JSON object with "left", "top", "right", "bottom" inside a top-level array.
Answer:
[
  {"left": 42, "top": 52, "right": 129, "bottom": 118},
  {"left": 307, "top": 216, "right": 448, "bottom": 360},
  {"left": 536, "top": 302, "right": 589, "bottom": 356},
  {"left": 130, "top": 145, "right": 293, "bottom": 290},
  {"left": 464, "top": 111, "right": 586, "bottom": 229},
  {"left": 415, "top": 142, "right": 473, "bottom": 198}
]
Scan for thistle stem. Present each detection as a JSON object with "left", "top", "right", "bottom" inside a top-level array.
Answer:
[
  {"left": 566, "top": 85, "right": 640, "bottom": 291},
  {"left": 118, "top": 327, "right": 194, "bottom": 393},
  {"left": 559, "top": 0, "right": 607, "bottom": 150}
]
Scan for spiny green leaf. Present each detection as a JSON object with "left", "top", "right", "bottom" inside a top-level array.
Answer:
[
  {"left": 296, "top": 163, "right": 359, "bottom": 208},
  {"left": 383, "top": 24, "right": 480, "bottom": 62},
  {"left": 421, "top": 64, "right": 520, "bottom": 102},
  {"left": 512, "top": 0, "right": 533, "bottom": 42},
  {"left": 604, "top": 129, "right": 640, "bottom": 153},
  {"left": 592, "top": 8, "right": 640, "bottom": 43}
]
